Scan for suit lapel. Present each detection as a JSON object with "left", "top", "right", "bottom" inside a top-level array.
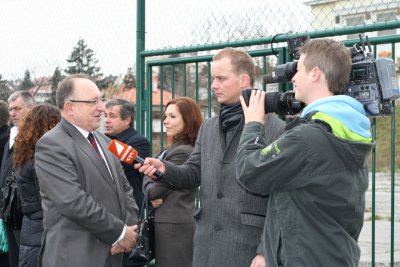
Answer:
[
  {"left": 96, "top": 134, "right": 126, "bottom": 218},
  {"left": 217, "top": 116, "right": 244, "bottom": 159},
  {"left": 61, "top": 120, "right": 117, "bottom": 192},
  {"left": 224, "top": 117, "right": 244, "bottom": 158}
]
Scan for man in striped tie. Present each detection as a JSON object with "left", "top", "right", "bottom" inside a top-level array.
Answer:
[{"left": 35, "top": 74, "right": 139, "bottom": 267}]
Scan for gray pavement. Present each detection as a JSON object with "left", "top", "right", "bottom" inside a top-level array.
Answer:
[{"left": 358, "top": 172, "right": 400, "bottom": 266}]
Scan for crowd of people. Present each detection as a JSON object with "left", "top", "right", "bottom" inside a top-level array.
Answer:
[{"left": 0, "top": 38, "right": 371, "bottom": 267}]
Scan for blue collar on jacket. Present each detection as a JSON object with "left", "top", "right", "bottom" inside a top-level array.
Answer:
[{"left": 300, "top": 95, "right": 371, "bottom": 139}]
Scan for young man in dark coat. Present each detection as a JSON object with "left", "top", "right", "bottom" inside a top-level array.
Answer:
[{"left": 137, "top": 48, "right": 285, "bottom": 267}]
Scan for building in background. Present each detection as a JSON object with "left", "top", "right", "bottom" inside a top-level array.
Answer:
[{"left": 304, "top": 0, "right": 400, "bottom": 76}]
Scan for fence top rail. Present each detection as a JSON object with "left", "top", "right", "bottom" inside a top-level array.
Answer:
[
  {"left": 141, "top": 20, "right": 400, "bottom": 58},
  {"left": 146, "top": 47, "right": 285, "bottom": 66},
  {"left": 146, "top": 34, "right": 400, "bottom": 67}
]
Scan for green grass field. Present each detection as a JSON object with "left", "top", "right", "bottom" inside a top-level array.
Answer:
[{"left": 371, "top": 100, "right": 400, "bottom": 172}]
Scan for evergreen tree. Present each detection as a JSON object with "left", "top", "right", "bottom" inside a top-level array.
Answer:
[
  {"left": 0, "top": 74, "right": 13, "bottom": 101},
  {"left": 123, "top": 67, "right": 136, "bottom": 88},
  {"left": 48, "top": 67, "right": 64, "bottom": 105},
  {"left": 65, "top": 39, "right": 102, "bottom": 81},
  {"left": 20, "top": 69, "right": 35, "bottom": 90}
]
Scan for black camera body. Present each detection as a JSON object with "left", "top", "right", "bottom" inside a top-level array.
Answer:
[
  {"left": 347, "top": 55, "right": 399, "bottom": 115},
  {"left": 241, "top": 89, "right": 304, "bottom": 115},
  {"left": 262, "top": 35, "right": 400, "bottom": 116}
]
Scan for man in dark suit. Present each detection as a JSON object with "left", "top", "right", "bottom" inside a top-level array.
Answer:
[
  {"left": 104, "top": 98, "right": 150, "bottom": 267},
  {"left": 35, "top": 74, "right": 138, "bottom": 267},
  {"left": 104, "top": 99, "right": 150, "bottom": 211},
  {"left": 0, "top": 91, "right": 35, "bottom": 267}
]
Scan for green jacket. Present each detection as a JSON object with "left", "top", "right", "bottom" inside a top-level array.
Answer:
[{"left": 236, "top": 116, "right": 371, "bottom": 267}]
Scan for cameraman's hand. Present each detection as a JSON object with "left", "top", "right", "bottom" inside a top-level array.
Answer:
[{"left": 239, "top": 89, "right": 266, "bottom": 124}]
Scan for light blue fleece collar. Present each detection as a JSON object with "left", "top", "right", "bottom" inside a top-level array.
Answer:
[{"left": 300, "top": 95, "right": 371, "bottom": 138}]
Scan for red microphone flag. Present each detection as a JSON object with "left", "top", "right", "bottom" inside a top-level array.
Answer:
[{"left": 108, "top": 139, "right": 138, "bottom": 164}]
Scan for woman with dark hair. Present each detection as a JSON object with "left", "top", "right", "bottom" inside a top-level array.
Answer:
[
  {"left": 13, "top": 104, "right": 61, "bottom": 267},
  {"left": 143, "top": 97, "right": 203, "bottom": 267}
]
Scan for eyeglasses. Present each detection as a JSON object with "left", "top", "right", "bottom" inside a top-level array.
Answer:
[{"left": 68, "top": 98, "right": 106, "bottom": 106}]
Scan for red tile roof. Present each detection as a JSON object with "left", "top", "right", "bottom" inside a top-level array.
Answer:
[{"left": 112, "top": 88, "right": 179, "bottom": 106}]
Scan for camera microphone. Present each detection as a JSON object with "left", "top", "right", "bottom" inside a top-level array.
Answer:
[{"left": 108, "top": 139, "right": 163, "bottom": 179}]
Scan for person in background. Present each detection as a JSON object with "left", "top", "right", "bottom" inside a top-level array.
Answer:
[
  {"left": 104, "top": 98, "right": 150, "bottom": 267},
  {"left": 13, "top": 104, "right": 61, "bottom": 267},
  {"left": 34, "top": 74, "right": 138, "bottom": 267},
  {"left": 143, "top": 97, "right": 203, "bottom": 267},
  {"left": 0, "top": 100, "right": 10, "bottom": 167},
  {"left": 0, "top": 99, "right": 11, "bottom": 266},
  {"left": 0, "top": 91, "right": 35, "bottom": 267},
  {"left": 137, "top": 47, "right": 285, "bottom": 267},
  {"left": 104, "top": 99, "right": 150, "bottom": 211},
  {"left": 235, "top": 38, "right": 372, "bottom": 266}
]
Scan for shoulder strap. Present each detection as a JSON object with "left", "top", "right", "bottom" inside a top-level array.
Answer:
[
  {"left": 157, "top": 149, "right": 168, "bottom": 160},
  {"left": 139, "top": 190, "right": 155, "bottom": 222}
]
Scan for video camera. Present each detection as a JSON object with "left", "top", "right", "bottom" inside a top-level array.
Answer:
[
  {"left": 346, "top": 36, "right": 399, "bottom": 115},
  {"left": 252, "top": 35, "right": 400, "bottom": 116}
]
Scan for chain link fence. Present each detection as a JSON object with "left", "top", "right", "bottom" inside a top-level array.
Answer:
[
  {"left": 146, "top": 0, "right": 399, "bottom": 50},
  {"left": 0, "top": 0, "right": 398, "bottom": 86}
]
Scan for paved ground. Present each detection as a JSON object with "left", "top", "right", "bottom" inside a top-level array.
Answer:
[{"left": 358, "top": 172, "right": 400, "bottom": 266}]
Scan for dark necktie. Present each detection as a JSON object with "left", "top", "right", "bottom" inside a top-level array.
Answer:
[
  {"left": 87, "top": 132, "right": 103, "bottom": 159},
  {"left": 87, "top": 133, "right": 114, "bottom": 182}
]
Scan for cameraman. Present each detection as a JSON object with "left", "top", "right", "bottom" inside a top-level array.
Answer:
[{"left": 235, "top": 38, "right": 372, "bottom": 267}]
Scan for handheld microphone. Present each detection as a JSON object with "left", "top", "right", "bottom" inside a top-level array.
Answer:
[{"left": 108, "top": 139, "right": 163, "bottom": 179}]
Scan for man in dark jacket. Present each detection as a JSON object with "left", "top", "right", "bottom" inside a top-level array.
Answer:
[
  {"left": 0, "top": 91, "right": 35, "bottom": 267},
  {"left": 104, "top": 99, "right": 150, "bottom": 267},
  {"left": 104, "top": 99, "right": 151, "bottom": 210},
  {"left": 235, "top": 38, "right": 372, "bottom": 267}
]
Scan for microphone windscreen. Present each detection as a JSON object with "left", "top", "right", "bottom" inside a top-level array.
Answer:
[{"left": 108, "top": 139, "right": 138, "bottom": 164}]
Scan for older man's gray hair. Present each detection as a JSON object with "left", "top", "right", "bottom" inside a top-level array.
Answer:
[{"left": 105, "top": 99, "right": 135, "bottom": 127}]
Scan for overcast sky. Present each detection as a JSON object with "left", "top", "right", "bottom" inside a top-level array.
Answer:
[
  {"left": 0, "top": 0, "right": 137, "bottom": 80},
  {"left": 0, "top": 0, "right": 310, "bottom": 80}
]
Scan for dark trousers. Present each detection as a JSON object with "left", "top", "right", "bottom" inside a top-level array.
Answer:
[
  {"left": 0, "top": 251, "right": 10, "bottom": 267},
  {"left": 6, "top": 227, "right": 19, "bottom": 267}
]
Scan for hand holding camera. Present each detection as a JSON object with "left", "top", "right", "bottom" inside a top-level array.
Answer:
[{"left": 240, "top": 89, "right": 267, "bottom": 124}]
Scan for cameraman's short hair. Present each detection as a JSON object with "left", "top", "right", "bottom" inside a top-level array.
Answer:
[
  {"left": 105, "top": 99, "right": 135, "bottom": 127},
  {"left": 213, "top": 47, "right": 255, "bottom": 87},
  {"left": 300, "top": 38, "right": 352, "bottom": 95},
  {"left": 0, "top": 100, "right": 10, "bottom": 126},
  {"left": 8, "top": 91, "right": 35, "bottom": 107}
]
